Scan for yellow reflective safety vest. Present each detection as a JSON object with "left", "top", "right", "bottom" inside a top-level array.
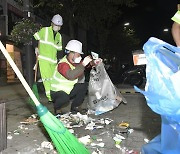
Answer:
[
  {"left": 33, "top": 26, "right": 62, "bottom": 64},
  {"left": 171, "top": 11, "right": 180, "bottom": 24},
  {"left": 51, "top": 56, "right": 78, "bottom": 94}
]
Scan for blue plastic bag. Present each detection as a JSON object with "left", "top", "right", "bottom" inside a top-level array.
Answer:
[{"left": 135, "top": 37, "right": 180, "bottom": 154}]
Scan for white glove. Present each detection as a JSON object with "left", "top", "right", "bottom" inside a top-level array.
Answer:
[
  {"left": 94, "top": 58, "right": 103, "bottom": 65},
  {"left": 35, "top": 47, "right": 39, "bottom": 56},
  {"left": 82, "top": 56, "right": 92, "bottom": 66}
]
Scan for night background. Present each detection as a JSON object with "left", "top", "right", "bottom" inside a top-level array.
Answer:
[
  {"left": 122, "top": 0, "right": 178, "bottom": 46},
  {"left": 32, "top": 0, "right": 179, "bottom": 63},
  {"left": 0, "top": 0, "right": 179, "bottom": 82}
]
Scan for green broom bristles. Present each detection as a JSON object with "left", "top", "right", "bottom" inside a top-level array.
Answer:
[{"left": 37, "top": 105, "right": 90, "bottom": 154}]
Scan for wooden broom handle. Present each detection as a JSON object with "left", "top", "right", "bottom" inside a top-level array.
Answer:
[{"left": 34, "top": 56, "right": 38, "bottom": 82}]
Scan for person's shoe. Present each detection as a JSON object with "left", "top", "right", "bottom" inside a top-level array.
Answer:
[
  {"left": 70, "top": 106, "right": 88, "bottom": 114},
  {"left": 54, "top": 108, "right": 66, "bottom": 118},
  {"left": 48, "top": 100, "right": 53, "bottom": 104}
]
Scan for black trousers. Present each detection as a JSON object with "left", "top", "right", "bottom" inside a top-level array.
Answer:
[{"left": 50, "top": 83, "right": 88, "bottom": 110}]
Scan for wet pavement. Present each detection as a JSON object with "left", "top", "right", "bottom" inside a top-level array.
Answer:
[{"left": 0, "top": 83, "right": 161, "bottom": 154}]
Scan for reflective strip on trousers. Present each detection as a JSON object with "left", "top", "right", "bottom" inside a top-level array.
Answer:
[{"left": 46, "top": 91, "right": 50, "bottom": 95}]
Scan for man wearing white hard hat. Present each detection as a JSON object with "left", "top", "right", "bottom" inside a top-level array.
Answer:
[
  {"left": 50, "top": 40, "right": 92, "bottom": 115},
  {"left": 33, "top": 14, "right": 63, "bottom": 102}
]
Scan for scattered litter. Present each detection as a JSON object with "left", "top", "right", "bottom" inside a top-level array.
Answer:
[
  {"left": 69, "top": 129, "right": 74, "bottom": 134},
  {"left": 144, "top": 138, "right": 149, "bottom": 143},
  {"left": 128, "top": 128, "right": 134, "bottom": 134},
  {"left": 104, "top": 118, "right": 113, "bottom": 125},
  {"left": 11, "top": 110, "right": 138, "bottom": 153},
  {"left": 118, "top": 122, "right": 129, "bottom": 129},
  {"left": 13, "top": 130, "right": 20, "bottom": 135},
  {"left": 85, "top": 121, "right": 104, "bottom": 130},
  {"left": 18, "top": 125, "right": 25, "bottom": 129},
  {"left": 92, "top": 148, "right": 103, "bottom": 154},
  {"left": 115, "top": 134, "right": 126, "bottom": 140},
  {"left": 115, "top": 144, "right": 121, "bottom": 149},
  {"left": 31, "top": 114, "right": 37, "bottom": 119},
  {"left": 41, "top": 141, "right": 54, "bottom": 150},
  {"left": 128, "top": 150, "right": 139, "bottom": 154},
  {"left": 55, "top": 114, "right": 61, "bottom": 118},
  {"left": 7, "top": 134, "right": 13, "bottom": 140},
  {"left": 78, "top": 135, "right": 91, "bottom": 145},
  {"left": 87, "top": 109, "right": 96, "bottom": 115},
  {"left": 20, "top": 114, "right": 39, "bottom": 124},
  {"left": 113, "top": 134, "right": 125, "bottom": 146},
  {"left": 91, "top": 142, "right": 105, "bottom": 147}
]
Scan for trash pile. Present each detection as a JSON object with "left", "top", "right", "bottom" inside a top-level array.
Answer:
[
  {"left": 56, "top": 112, "right": 137, "bottom": 154},
  {"left": 6, "top": 112, "right": 139, "bottom": 154}
]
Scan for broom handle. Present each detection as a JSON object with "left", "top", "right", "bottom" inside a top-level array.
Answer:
[
  {"left": 34, "top": 56, "right": 38, "bottom": 82},
  {"left": 0, "top": 41, "right": 40, "bottom": 106}
]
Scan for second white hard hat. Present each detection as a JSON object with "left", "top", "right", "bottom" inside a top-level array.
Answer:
[
  {"left": 51, "top": 14, "right": 63, "bottom": 26},
  {"left": 65, "top": 40, "right": 84, "bottom": 54}
]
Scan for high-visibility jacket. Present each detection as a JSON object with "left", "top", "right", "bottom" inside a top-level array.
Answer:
[
  {"left": 33, "top": 26, "right": 62, "bottom": 64},
  {"left": 51, "top": 56, "right": 78, "bottom": 94},
  {"left": 172, "top": 11, "right": 180, "bottom": 24}
]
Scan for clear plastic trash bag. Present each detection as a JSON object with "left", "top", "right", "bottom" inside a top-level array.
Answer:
[
  {"left": 135, "top": 37, "right": 180, "bottom": 154},
  {"left": 88, "top": 62, "right": 127, "bottom": 115}
]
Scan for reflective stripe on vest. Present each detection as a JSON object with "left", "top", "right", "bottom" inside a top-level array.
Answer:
[
  {"left": 38, "top": 55, "right": 57, "bottom": 63},
  {"left": 51, "top": 56, "right": 78, "bottom": 94},
  {"left": 34, "top": 33, "right": 40, "bottom": 40},
  {"left": 39, "top": 40, "right": 62, "bottom": 50},
  {"left": 172, "top": 11, "right": 180, "bottom": 24}
]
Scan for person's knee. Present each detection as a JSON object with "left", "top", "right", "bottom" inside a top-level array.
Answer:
[
  {"left": 79, "top": 82, "right": 88, "bottom": 91},
  {"left": 51, "top": 91, "right": 70, "bottom": 109}
]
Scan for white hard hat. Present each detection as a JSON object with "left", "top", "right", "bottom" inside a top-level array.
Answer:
[
  {"left": 51, "top": 14, "right": 63, "bottom": 26},
  {"left": 65, "top": 40, "right": 84, "bottom": 54}
]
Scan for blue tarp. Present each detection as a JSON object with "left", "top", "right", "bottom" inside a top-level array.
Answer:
[{"left": 135, "top": 37, "right": 180, "bottom": 154}]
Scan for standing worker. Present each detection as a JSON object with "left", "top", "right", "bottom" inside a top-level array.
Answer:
[
  {"left": 171, "top": 4, "right": 180, "bottom": 47},
  {"left": 33, "top": 14, "right": 63, "bottom": 102},
  {"left": 50, "top": 40, "right": 93, "bottom": 115}
]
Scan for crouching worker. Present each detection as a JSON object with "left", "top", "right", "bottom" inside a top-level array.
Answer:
[{"left": 50, "top": 40, "right": 92, "bottom": 115}]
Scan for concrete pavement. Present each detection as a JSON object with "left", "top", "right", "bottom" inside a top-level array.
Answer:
[{"left": 0, "top": 83, "right": 161, "bottom": 154}]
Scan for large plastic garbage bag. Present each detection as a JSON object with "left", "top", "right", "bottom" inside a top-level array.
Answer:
[
  {"left": 135, "top": 37, "right": 180, "bottom": 154},
  {"left": 88, "top": 62, "right": 127, "bottom": 115}
]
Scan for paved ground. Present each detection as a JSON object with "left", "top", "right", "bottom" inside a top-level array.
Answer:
[{"left": 0, "top": 83, "right": 161, "bottom": 154}]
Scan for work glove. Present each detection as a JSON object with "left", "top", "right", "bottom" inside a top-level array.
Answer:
[
  {"left": 82, "top": 56, "right": 92, "bottom": 66},
  {"left": 94, "top": 58, "right": 103, "bottom": 65},
  {"left": 35, "top": 47, "right": 39, "bottom": 56}
]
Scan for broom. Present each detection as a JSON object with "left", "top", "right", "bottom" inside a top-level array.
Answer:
[
  {"left": 28, "top": 56, "right": 40, "bottom": 108},
  {"left": 0, "top": 41, "right": 90, "bottom": 154}
]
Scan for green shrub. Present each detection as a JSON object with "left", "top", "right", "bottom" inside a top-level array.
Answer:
[{"left": 9, "top": 18, "right": 40, "bottom": 46}]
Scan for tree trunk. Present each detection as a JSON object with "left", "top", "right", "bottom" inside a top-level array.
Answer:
[{"left": 69, "top": 16, "right": 75, "bottom": 39}]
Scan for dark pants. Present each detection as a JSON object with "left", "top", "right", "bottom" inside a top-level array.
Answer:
[{"left": 50, "top": 83, "right": 88, "bottom": 110}]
